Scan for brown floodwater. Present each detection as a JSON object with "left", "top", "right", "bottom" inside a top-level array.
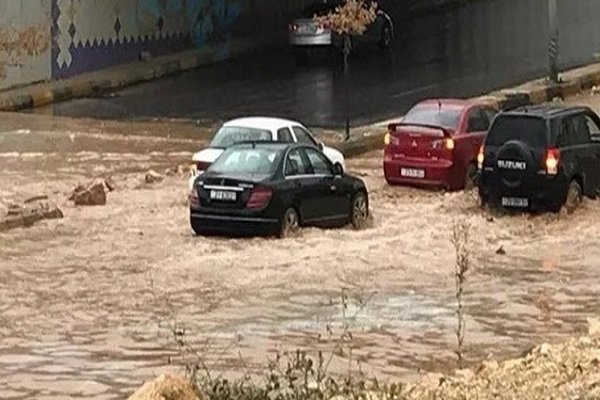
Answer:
[{"left": 1, "top": 128, "right": 600, "bottom": 399}]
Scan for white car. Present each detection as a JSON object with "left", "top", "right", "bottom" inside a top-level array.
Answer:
[{"left": 189, "top": 117, "right": 346, "bottom": 190}]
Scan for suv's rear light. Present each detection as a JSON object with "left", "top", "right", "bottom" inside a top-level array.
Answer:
[
  {"left": 477, "top": 145, "right": 485, "bottom": 169},
  {"left": 546, "top": 148, "right": 560, "bottom": 175},
  {"left": 247, "top": 186, "right": 273, "bottom": 209},
  {"left": 384, "top": 132, "right": 391, "bottom": 145},
  {"left": 189, "top": 188, "right": 200, "bottom": 208}
]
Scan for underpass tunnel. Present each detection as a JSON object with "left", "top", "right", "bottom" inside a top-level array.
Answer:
[{"left": 32, "top": 0, "right": 600, "bottom": 128}]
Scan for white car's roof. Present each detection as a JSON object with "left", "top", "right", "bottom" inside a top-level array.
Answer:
[{"left": 223, "top": 117, "right": 303, "bottom": 132}]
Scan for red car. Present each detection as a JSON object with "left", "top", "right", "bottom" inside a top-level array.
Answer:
[{"left": 383, "top": 99, "right": 497, "bottom": 191}]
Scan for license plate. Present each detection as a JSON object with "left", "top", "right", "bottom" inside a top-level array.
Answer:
[
  {"left": 297, "top": 25, "right": 315, "bottom": 34},
  {"left": 210, "top": 190, "right": 237, "bottom": 201},
  {"left": 401, "top": 168, "right": 425, "bottom": 179},
  {"left": 501, "top": 197, "right": 529, "bottom": 208}
]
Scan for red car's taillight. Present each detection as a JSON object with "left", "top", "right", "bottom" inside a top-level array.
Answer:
[
  {"left": 545, "top": 148, "right": 560, "bottom": 175},
  {"left": 247, "top": 186, "right": 273, "bottom": 209},
  {"left": 189, "top": 188, "right": 200, "bottom": 208},
  {"left": 444, "top": 137, "right": 455, "bottom": 151}
]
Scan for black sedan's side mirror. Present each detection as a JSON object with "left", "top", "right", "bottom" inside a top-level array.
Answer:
[
  {"left": 333, "top": 163, "right": 344, "bottom": 176},
  {"left": 318, "top": 142, "right": 324, "bottom": 151}
]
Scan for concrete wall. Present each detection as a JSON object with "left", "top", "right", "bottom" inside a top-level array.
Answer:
[
  {"left": 1, "top": 0, "right": 311, "bottom": 89},
  {"left": 0, "top": 0, "right": 52, "bottom": 90}
]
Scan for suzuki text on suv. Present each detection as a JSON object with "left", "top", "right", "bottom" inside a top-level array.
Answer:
[{"left": 478, "top": 104, "right": 600, "bottom": 212}]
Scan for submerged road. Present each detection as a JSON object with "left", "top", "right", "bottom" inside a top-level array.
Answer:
[{"left": 32, "top": 0, "right": 600, "bottom": 128}]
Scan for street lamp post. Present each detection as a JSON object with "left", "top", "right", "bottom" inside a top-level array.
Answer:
[{"left": 548, "top": 0, "right": 559, "bottom": 83}]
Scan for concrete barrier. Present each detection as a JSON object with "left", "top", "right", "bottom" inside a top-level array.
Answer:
[{"left": 0, "top": 39, "right": 258, "bottom": 112}]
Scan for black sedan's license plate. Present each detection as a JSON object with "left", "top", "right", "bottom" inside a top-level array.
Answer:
[
  {"left": 501, "top": 197, "right": 528, "bottom": 208},
  {"left": 210, "top": 190, "right": 237, "bottom": 201}
]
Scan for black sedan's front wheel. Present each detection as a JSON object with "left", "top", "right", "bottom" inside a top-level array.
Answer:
[
  {"left": 279, "top": 207, "right": 300, "bottom": 238},
  {"left": 351, "top": 192, "right": 369, "bottom": 229}
]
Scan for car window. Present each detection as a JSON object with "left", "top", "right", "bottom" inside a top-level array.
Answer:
[
  {"left": 285, "top": 149, "right": 309, "bottom": 176},
  {"left": 466, "top": 107, "right": 489, "bottom": 132},
  {"left": 210, "top": 126, "right": 273, "bottom": 148},
  {"left": 304, "top": 148, "right": 332, "bottom": 175},
  {"left": 486, "top": 115, "right": 547, "bottom": 148},
  {"left": 403, "top": 104, "right": 462, "bottom": 130},
  {"left": 573, "top": 115, "right": 591, "bottom": 145},
  {"left": 277, "top": 127, "right": 294, "bottom": 143},
  {"left": 483, "top": 108, "right": 497, "bottom": 124},
  {"left": 210, "top": 147, "right": 280, "bottom": 176},
  {"left": 556, "top": 118, "right": 576, "bottom": 147},
  {"left": 292, "top": 126, "right": 318, "bottom": 146},
  {"left": 585, "top": 115, "right": 600, "bottom": 135}
]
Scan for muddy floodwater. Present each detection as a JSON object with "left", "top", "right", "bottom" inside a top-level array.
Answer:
[{"left": 1, "top": 127, "right": 600, "bottom": 399}]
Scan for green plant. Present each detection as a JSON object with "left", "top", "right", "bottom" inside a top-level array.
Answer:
[{"left": 160, "top": 289, "right": 408, "bottom": 400}]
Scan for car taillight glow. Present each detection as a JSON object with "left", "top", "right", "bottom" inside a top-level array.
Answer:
[
  {"left": 546, "top": 148, "right": 560, "bottom": 175},
  {"left": 444, "top": 138, "right": 455, "bottom": 151},
  {"left": 289, "top": 23, "right": 298, "bottom": 32},
  {"left": 189, "top": 188, "right": 200, "bottom": 208},
  {"left": 247, "top": 186, "right": 273, "bottom": 209},
  {"left": 477, "top": 145, "right": 485, "bottom": 169},
  {"left": 384, "top": 128, "right": 400, "bottom": 146}
]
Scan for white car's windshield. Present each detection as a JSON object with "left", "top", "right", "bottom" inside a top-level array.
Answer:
[
  {"left": 209, "top": 148, "right": 281, "bottom": 176},
  {"left": 211, "top": 126, "right": 273, "bottom": 148}
]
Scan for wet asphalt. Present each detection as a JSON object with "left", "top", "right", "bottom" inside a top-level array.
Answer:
[{"left": 31, "top": 0, "right": 600, "bottom": 128}]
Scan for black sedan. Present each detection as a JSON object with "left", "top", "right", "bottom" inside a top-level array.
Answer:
[{"left": 189, "top": 142, "right": 369, "bottom": 237}]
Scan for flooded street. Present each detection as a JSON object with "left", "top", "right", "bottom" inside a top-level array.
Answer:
[{"left": 2, "top": 117, "right": 600, "bottom": 399}]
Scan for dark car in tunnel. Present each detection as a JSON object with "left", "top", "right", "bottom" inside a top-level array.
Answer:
[
  {"left": 189, "top": 142, "right": 369, "bottom": 238},
  {"left": 288, "top": 0, "right": 394, "bottom": 63}
]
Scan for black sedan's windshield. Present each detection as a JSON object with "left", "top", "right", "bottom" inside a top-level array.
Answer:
[
  {"left": 209, "top": 147, "right": 281, "bottom": 176},
  {"left": 210, "top": 126, "right": 273, "bottom": 148}
]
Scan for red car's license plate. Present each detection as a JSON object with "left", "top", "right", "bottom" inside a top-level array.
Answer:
[{"left": 400, "top": 168, "right": 425, "bottom": 179}]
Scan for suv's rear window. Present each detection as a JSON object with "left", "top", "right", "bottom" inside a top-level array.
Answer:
[{"left": 486, "top": 115, "right": 547, "bottom": 147}]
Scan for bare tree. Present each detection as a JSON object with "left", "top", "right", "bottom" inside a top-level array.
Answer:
[
  {"left": 451, "top": 221, "right": 470, "bottom": 368},
  {"left": 316, "top": 1, "right": 377, "bottom": 140}
]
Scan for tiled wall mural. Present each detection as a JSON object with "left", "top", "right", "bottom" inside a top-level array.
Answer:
[{"left": 52, "top": 0, "right": 244, "bottom": 78}]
